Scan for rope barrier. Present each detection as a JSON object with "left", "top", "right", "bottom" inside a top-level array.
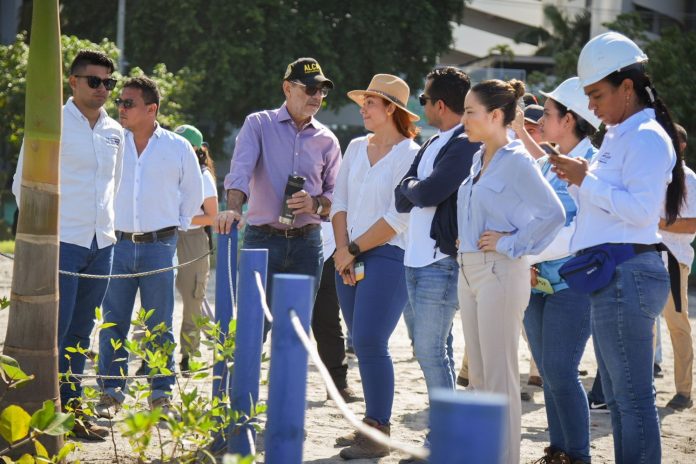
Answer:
[
  {"left": 288, "top": 308, "right": 429, "bottom": 461},
  {"left": 255, "top": 271, "right": 273, "bottom": 323},
  {"left": 0, "top": 245, "right": 212, "bottom": 279}
]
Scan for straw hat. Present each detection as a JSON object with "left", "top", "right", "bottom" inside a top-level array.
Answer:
[{"left": 347, "top": 74, "right": 420, "bottom": 121}]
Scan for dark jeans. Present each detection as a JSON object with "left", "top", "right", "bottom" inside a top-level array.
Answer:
[
  {"left": 59, "top": 238, "right": 114, "bottom": 405},
  {"left": 312, "top": 257, "right": 348, "bottom": 389},
  {"left": 242, "top": 225, "right": 323, "bottom": 339}
]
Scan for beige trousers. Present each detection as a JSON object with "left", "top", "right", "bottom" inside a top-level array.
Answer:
[
  {"left": 663, "top": 263, "right": 693, "bottom": 396},
  {"left": 175, "top": 228, "right": 211, "bottom": 356},
  {"left": 458, "top": 251, "right": 530, "bottom": 464},
  {"left": 459, "top": 329, "right": 540, "bottom": 379}
]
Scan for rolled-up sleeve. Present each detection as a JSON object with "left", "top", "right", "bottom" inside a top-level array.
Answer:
[
  {"left": 496, "top": 156, "right": 565, "bottom": 258},
  {"left": 224, "top": 114, "right": 262, "bottom": 197},
  {"left": 178, "top": 144, "right": 205, "bottom": 230},
  {"left": 383, "top": 147, "right": 418, "bottom": 235},
  {"left": 330, "top": 140, "right": 356, "bottom": 218},
  {"left": 321, "top": 137, "right": 342, "bottom": 202}
]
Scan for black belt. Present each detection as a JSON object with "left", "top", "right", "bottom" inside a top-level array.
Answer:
[
  {"left": 117, "top": 226, "right": 177, "bottom": 243},
  {"left": 250, "top": 224, "right": 320, "bottom": 238}
]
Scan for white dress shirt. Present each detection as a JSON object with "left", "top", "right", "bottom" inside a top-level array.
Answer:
[
  {"left": 12, "top": 98, "right": 124, "bottom": 249},
  {"left": 457, "top": 139, "right": 565, "bottom": 258},
  {"left": 569, "top": 109, "right": 676, "bottom": 252},
  {"left": 331, "top": 136, "right": 420, "bottom": 250},
  {"left": 186, "top": 168, "right": 218, "bottom": 230},
  {"left": 114, "top": 123, "right": 204, "bottom": 233},
  {"left": 404, "top": 124, "right": 459, "bottom": 267},
  {"left": 321, "top": 222, "right": 336, "bottom": 259},
  {"left": 661, "top": 164, "right": 696, "bottom": 268}
]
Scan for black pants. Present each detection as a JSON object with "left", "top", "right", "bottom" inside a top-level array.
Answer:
[{"left": 312, "top": 256, "right": 348, "bottom": 389}]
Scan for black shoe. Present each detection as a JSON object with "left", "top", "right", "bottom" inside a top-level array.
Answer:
[
  {"left": 588, "top": 400, "right": 608, "bottom": 412},
  {"left": 653, "top": 363, "right": 663, "bottom": 378},
  {"left": 456, "top": 375, "right": 469, "bottom": 387},
  {"left": 135, "top": 360, "right": 148, "bottom": 376},
  {"left": 666, "top": 393, "right": 693, "bottom": 410},
  {"left": 180, "top": 356, "right": 191, "bottom": 378}
]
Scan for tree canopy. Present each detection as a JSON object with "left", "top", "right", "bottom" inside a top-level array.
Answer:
[{"left": 35, "top": 0, "right": 464, "bottom": 153}]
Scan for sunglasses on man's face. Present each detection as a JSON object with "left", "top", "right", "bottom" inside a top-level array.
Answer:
[
  {"left": 293, "top": 81, "right": 330, "bottom": 98},
  {"left": 418, "top": 93, "right": 433, "bottom": 106},
  {"left": 114, "top": 98, "right": 135, "bottom": 109},
  {"left": 74, "top": 75, "right": 117, "bottom": 91}
]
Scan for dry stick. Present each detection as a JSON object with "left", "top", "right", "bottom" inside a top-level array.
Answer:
[{"left": 287, "top": 309, "right": 429, "bottom": 461}]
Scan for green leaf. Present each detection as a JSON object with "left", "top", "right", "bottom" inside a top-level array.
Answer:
[
  {"left": 30, "top": 400, "right": 74, "bottom": 436},
  {"left": 0, "top": 405, "right": 32, "bottom": 443},
  {"left": 54, "top": 442, "right": 77, "bottom": 462},
  {"left": 16, "top": 455, "right": 34, "bottom": 464},
  {"left": 0, "top": 355, "right": 33, "bottom": 384},
  {"left": 33, "top": 438, "right": 48, "bottom": 457}
]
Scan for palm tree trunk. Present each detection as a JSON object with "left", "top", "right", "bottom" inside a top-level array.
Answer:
[{"left": 0, "top": 0, "right": 63, "bottom": 456}]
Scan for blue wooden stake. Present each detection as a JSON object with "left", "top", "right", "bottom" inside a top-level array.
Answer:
[
  {"left": 265, "top": 274, "right": 314, "bottom": 464},
  {"left": 228, "top": 249, "right": 268, "bottom": 455},
  {"left": 212, "top": 229, "right": 237, "bottom": 400},
  {"left": 429, "top": 389, "right": 507, "bottom": 464}
]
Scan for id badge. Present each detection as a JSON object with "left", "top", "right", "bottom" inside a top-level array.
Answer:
[
  {"left": 533, "top": 276, "right": 554, "bottom": 294},
  {"left": 354, "top": 262, "right": 365, "bottom": 282}
]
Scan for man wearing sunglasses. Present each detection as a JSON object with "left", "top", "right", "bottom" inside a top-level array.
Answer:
[
  {"left": 96, "top": 76, "right": 204, "bottom": 419},
  {"left": 394, "top": 67, "right": 479, "bottom": 458},
  {"left": 12, "top": 50, "right": 124, "bottom": 441},
  {"left": 215, "top": 58, "right": 356, "bottom": 401}
]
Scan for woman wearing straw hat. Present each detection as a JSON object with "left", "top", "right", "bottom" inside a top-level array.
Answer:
[
  {"left": 331, "top": 74, "right": 420, "bottom": 459},
  {"left": 514, "top": 77, "right": 601, "bottom": 464}
]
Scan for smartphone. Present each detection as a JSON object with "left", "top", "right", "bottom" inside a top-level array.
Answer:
[
  {"left": 354, "top": 262, "right": 365, "bottom": 282},
  {"left": 540, "top": 142, "right": 561, "bottom": 157}
]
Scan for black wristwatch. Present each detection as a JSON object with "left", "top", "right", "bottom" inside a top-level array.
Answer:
[{"left": 347, "top": 241, "right": 361, "bottom": 257}]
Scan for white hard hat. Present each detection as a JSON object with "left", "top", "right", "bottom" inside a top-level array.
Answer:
[
  {"left": 577, "top": 32, "right": 648, "bottom": 87},
  {"left": 540, "top": 77, "right": 602, "bottom": 130}
]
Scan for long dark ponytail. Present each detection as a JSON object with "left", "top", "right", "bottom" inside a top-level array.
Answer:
[{"left": 606, "top": 64, "right": 685, "bottom": 225}]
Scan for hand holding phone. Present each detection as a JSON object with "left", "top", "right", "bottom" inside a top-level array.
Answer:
[{"left": 540, "top": 142, "right": 561, "bottom": 157}]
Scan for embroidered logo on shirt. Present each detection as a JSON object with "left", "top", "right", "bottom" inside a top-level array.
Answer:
[
  {"left": 598, "top": 152, "right": 611, "bottom": 164},
  {"left": 106, "top": 136, "right": 121, "bottom": 147}
]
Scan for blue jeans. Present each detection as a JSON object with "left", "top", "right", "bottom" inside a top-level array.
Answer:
[
  {"left": 403, "top": 256, "right": 459, "bottom": 395},
  {"left": 335, "top": 244, "right": 408, "bottom": 425},
  {"left": 98, "top": 233, "right": 178, "bottom": 402},
  {"left": 524, "top": 287, "right": 592, "bottom": 461},
  {"left": 591, "top": 251, "right": 669, "bottom": 464},
  {"left": 59, "top": 238, "right": 114, "bottom": 405},
  {"left": 243, "top": 225, "right": 323, "bottom": 337}
]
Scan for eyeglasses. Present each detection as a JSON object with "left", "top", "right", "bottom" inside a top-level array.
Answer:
[
  {"left": 418, "top": 93, "right": 433, "bottom": 106},
  {"left": 292, "top": 81, "right": 330, "bottom": 97},
  {"left": 74, "top": 75, "right": 117, "bottom": 90},
  {"left": 114, "top": 98, "right": 135, "bottom": 109}
]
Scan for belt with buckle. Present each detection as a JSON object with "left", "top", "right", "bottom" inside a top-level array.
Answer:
[
  {"left": 117, "top": 226, "right": 177, "bottom": 243},
  {"left": 250, "top": 223, "right": 320, "bottom": 238}
]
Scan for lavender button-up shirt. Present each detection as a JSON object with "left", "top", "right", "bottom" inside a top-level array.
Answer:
[{"left": 224, "top": 103, "right": 342, "bottom": 228}]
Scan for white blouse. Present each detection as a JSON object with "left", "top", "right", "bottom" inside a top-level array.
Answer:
[
  {"left": 331, "top": 135, "right": 420, "bottom": 250},
  {"left": 569, "top": 109, "right": 676, "bottom": 251}
]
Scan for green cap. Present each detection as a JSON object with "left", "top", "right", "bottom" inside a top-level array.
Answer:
[{"left": 174, "top": 124, "right": 203, "bottom": 148}]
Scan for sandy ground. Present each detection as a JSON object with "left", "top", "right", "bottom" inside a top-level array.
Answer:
[{"left": 0, "top": 256, "right": 695, "bottom": 463}]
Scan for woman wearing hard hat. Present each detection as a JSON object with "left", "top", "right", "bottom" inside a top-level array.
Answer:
[
  {"left": 456, "top": 78, "right": 565, "bottom": 464},
  {"left": 550, "top": 32, "right": 685, "bottom": 464},
  {"left": 519, "top": 77, "right": 601, "bottom": 464}
]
